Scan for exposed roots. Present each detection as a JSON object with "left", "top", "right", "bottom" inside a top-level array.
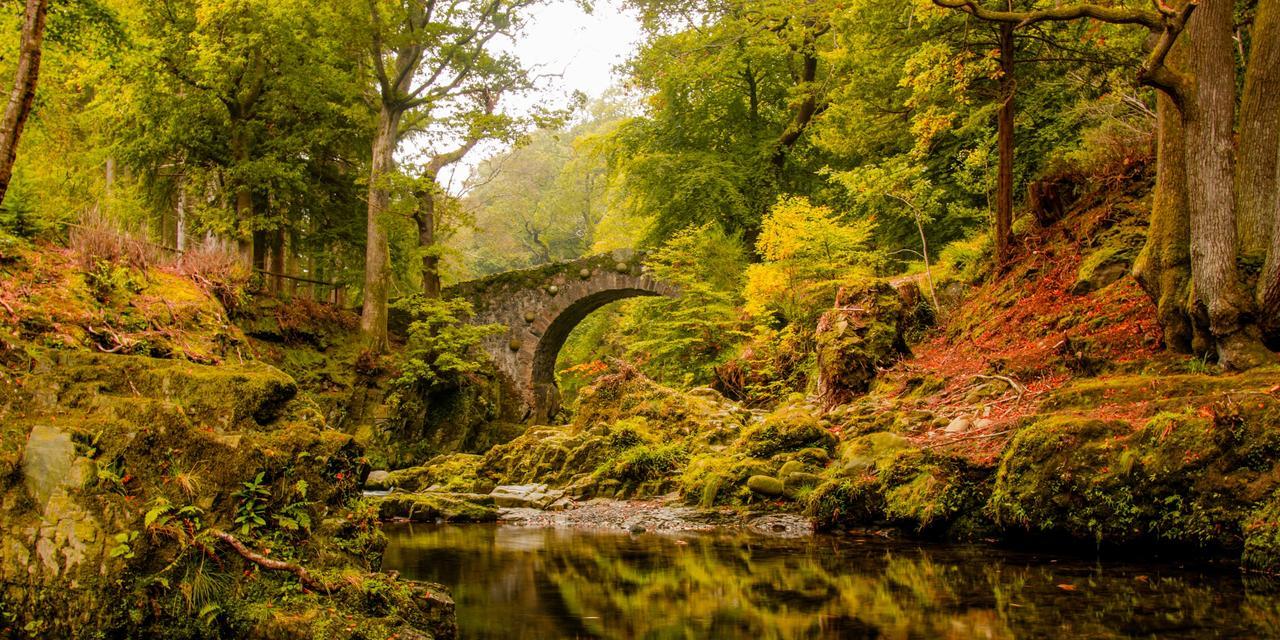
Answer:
[{"left": 209, "top": 529, "right": 335, "bottom": 594}]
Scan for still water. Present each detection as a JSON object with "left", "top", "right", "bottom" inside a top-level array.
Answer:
[{"left": 382, "top": 523, "right": 1280, "bottom": 639}]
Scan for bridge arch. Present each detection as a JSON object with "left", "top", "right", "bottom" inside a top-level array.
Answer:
[{"left": 445, "top": 250, "right": 677, "bottom": 422}]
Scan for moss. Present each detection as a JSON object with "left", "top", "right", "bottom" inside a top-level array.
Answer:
[
  {"left": 806, "top": 476, "right": 884, "bottom": 530},
  {"left": 987, "top": 415, "right": 1134, "bottom": 540},
  {"left": 746, "top": 475, "right": 785, "bottom": 497},
  {"left": 0, "top": 342, "right": 451, "bottom": 639},
  {"left": 1244, "top": 491, "right": 1280, "bottom": 572},
  {"left": 813, "top": 280, "right": 910, "bottom": 406},
  {"left": 371, "top": 493, "right": 498, "bottom": 523},
  {"left": 441, "top": 251, "right": 644, "bottom": 316},
  {"left": 1071, "top": 245, "right": 1131, "bottom": 294},
  {"left": 834, "top": 431, "right": 911, "bottom": 477},
  {"left": 782, "top": 472, "right": 821, "bottom": 494},
  {"left": 989, "top": 390, "right": 1280, "bottom": 549},
  {"left": 738, "top": 405, "right": 837, "bottom": 458},
  {"left": 596, "top": 442, "right": 688, "bottom": 485},
  {"left": 880, "top": 450, "right": 992, "bottom": 534},
  {"left": 374, "top": 454, "right": 486, "bottom": 493}
]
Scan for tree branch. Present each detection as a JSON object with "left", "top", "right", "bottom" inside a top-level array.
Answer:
[
  {"left": 210, "top": 529, "right": 335, "bottom": 594},
  {"left": 931, "top": 0, "right": 1195, "bottom": 102}
]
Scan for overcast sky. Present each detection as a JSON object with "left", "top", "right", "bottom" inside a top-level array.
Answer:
[{"left": 431, "top": 0, "right": 644, "bottom": 192}]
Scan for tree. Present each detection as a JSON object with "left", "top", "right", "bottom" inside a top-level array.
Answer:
[
  {"left": 125, "top": 0, "right": 365, "bottom": 273},
  {"left": 933, "top": 0, "right": 1278, "bottom": 368},
  {"left": 458, "top": 98, "right": 625, "bottom": 277},
  {"left": 0, "top": 0, "right": 49, "bottom": 206},
  {"left": 353, "top": 0, "right": 540, "bottom": 350}
]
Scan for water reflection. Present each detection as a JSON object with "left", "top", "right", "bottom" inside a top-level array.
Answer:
[{"left": 381, "top": 523, "right": 1280, "bottom": 639}]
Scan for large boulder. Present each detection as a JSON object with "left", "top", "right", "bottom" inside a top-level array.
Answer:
[{"left": 814, "top": 280, "right": 911, "bottom": 408}]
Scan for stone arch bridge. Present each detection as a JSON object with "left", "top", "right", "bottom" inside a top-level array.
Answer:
[{"left": 444, "top": 250, "right": 677, "bottom": 422}]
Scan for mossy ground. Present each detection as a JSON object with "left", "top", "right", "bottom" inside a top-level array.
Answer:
[{"left": 0, "top": 237, "right": 456, "bottom": 639}]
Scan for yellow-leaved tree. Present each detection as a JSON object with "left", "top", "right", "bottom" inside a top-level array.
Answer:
[{"left": 745, "top": 196, "right": 877, "bottom": 326}]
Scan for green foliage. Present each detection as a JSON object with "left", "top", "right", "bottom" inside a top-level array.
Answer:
[
  {"left": 620, "top": 224, "right": 749, "bottom": 385},
  {"left": 109, "top": 530, "right": 139, "bottom": 559},
  {"left": 389, "top": 295, "right": 503, "bottom": 394},
  {"left": 232, "top": 472, "right": 271, "bottom": 535},
  {"left": 598, "top": 443, "right": 689, "bottom": 483},
  {"left": 745, "top": 196, "right": 876, "bottom": 326}
]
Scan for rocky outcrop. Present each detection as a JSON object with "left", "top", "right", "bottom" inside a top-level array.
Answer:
[{"left": 0, "top": 347, "right": 456, "bottom": 639}]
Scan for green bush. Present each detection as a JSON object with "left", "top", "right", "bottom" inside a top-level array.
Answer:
[{"left": 388, "top": 295, "right": 503, "bottom": 395}]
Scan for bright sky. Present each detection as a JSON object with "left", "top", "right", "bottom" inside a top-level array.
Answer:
[
  {"left": 510, "top": 0, "right": 644, "bottom": 101},
  {"left": 433, "top": 0, "right": 644, "bottom": 192}
]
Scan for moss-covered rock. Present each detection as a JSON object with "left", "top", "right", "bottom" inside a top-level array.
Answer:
[
  {"left": 746, "top": 475, "right": 785, "bottom": 497},
  {"left": 369, "top": 454, "right": 486, "bottom": 493},
  {"left": 371, "top": 493, "right": 498, "bottom": 523},
  {"left": 0, "top": 345, "right": 455, "bottom": 639},
  {"left": 814, "top": 280, "right": 911, "bottom": 407},
  {"left": 806, "top": 476, "right": 885, "bottom": 530},
  {"left": 987, "top": 415, "right": 1135, "bottom": 540},
  {"left": 737, "top": 405, "right": 837, "bottom": 458},
  {"left": 990, "top": 385, "right": 1280, "bottom": 553}
]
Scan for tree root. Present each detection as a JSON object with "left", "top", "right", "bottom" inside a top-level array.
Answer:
[{"left": 210, "top": 529, "right": 335, "bottom": 594}]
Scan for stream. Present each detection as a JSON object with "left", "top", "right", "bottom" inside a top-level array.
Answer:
[{"left": 381, "top": 522, "right": 1280, "bottom": 639}]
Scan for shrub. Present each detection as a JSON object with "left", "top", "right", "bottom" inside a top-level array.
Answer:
[
  {"left": 169, "top": 238, "right": 253, "bottom": 314},
  {"left": 388, "top": 295, "right": 503, "bottom": 396},
  {"left": 69, "top": 211, "right": 159, "bottom": 273}
]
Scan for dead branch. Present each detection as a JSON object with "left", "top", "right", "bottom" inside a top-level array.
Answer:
[
  {"left": 969, "top": 373, "right": 1028, "bottom": 401},
  {"left": 925, "top": 429, "right": 1014, "bottom": 448},
  {"left": 210, "top": 529, "right": 335, "bottom": 594}
]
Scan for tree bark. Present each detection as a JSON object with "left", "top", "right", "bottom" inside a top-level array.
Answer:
[
  {"left": 175, "top": 185, "right": 188, "bottom": 251},
  {"left": 1236, "top": 0, "right": 1280, "bottom": 260},
  {"left": 230, "top": 128, "right": 255, "bottom": 265},
  {"left": 414, "top": 188, "right": 441, "bottom": 298},
  {"left": 1247, "top": 0, "right": 1280, "bottom": 344},
  {"left": 268, "top": 226, "right": 285, "bottom": 294},
  {"left": 995, "top": 20, "right": 1016, "bottom": 267},
  {"left": 0, "top": 0, "right": 48, "bottom": 206},
  {"left": 772, "top": 48, "right": 820, "bottom": 170},
  {"left": 360, "top": 103, "right": 402, "bottom": 350},
  {"left": 1184, "top": 0, "right": 1270, "bottom": 368},
  {"left": 1134, "top": 40, "right": 1194, "bottom": 353}
]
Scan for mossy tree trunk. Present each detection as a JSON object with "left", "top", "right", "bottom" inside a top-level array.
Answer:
[
  {"left": 361, "top": 102, "right": 404, "bottom": 351},
  {"left": 995, "top": 18, "right": 1016, "bottom": 268},
  {"left": 414, "top": 186, "right": 442, "bottom": 298},
  {"left": 1183, "top": 0, "right": 1271, "bottom": 369},
  {"left": 1236, "top": 0, "right": 1280, "bottom": 261},
  {"left": 0, "top": 0, "right": 47, "bottom": 207},
  {"left": 1248, "top": 0, "right": 1280, "bottom": 345},
  {"left": 1133, "top": 40, "right": 1194, "bottom": 353}
]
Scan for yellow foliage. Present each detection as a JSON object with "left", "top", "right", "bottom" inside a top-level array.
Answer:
[{"left": 745, "top": 196, "right": 875, "bottom": 323}]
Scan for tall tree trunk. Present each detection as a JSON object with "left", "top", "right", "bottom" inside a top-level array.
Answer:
[
  {"left": 230, "top": 129, "right": 254, "bottom": 265},
  {"left": 1248, "top": 0, "right": 1280, "bottom": 345},
  {"left": 0, "top": 0, "right": 48, "bottom": 206},
  {"left": 1237, "top": 0, "right": 1280, "bottom": 260},
  {"left": 1184, "top": 0, "right": 1270, "bottom": 368},
  {"left": 995, "top": 20, "right": 1016, "bottom": 267},
  {"left": 360, "top": 103, "right": 402, "bottom": 349},
  {"left": 283, "top": 229, "right": 297, "bottom": 298},
  {"left": 415, "top": 188, "right": 441, "bottom": 298},
  {"left": 268, "top": 226, "right": 285, "bottom": 294},
  {"left": 1134, "top": 41, "right": 1195, "bottom": 353},
  {"left": 175, "top": 184, "right": 188, "bottom": 251},
  {"left": 1263, "top": 213, "right": 1280, "bottom": 345}
]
